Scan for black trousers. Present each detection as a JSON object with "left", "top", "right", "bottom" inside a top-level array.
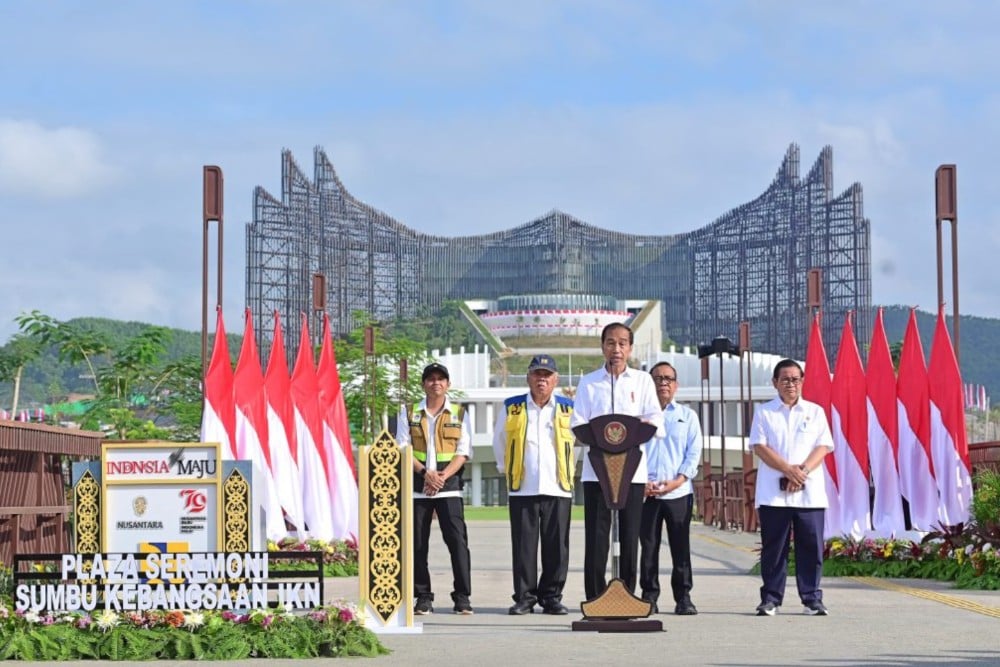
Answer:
[
  {"left": 757, "top": 505, "right": 825, "bottom": 606},
  {"left": 582, "top": 481, "right": 645, "bottom": 600},
  {"left": 413, "top": 496, "right": 472, "bottom": 602},
  {"left": 639, "top": 493, "right": 694, "bottom": 605},
  {"left": 508, "top": 495, "right": 572, "bottom": 605}
]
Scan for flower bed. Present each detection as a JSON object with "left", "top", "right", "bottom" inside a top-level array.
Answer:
[
  {"left": 268, "top": 537, "right": 359, "bottom": 577},
  {"left": 0, "top": 601, "right": 388, "bottom": 661},
  {"left": 822, "top": 535, "right": 1000, "bottom": 589}
]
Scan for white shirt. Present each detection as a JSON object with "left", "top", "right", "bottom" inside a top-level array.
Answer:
[
  {"left": 570, "top": 365, "right": 663, "bottom": 484},
  {"left": 492, "top": 394, "right": 572, "bottom": 498},
  {"left": 749, "top": 397, "right": 834, "bottom": 509},
  {"left": 395, "top": 398, "right": 473, "bottom": 499}
]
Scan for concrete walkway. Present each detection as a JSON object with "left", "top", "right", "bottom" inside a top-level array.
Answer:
[{"left": 346, "top": 520, "right": 1000, "bottom": 666}]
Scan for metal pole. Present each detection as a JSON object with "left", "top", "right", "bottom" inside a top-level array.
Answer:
[
  {"left": 718, "top": 352, "right": 726, "bottom": 529},
  {"left": 201, "top": 166, "right": 224, "bottom": 381},
  {"left": 935, "top": 164, "right": 959, "bottom": 363}
]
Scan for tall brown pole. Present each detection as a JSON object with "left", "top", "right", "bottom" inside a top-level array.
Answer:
[
  {"left": 935, "top": 164, "right": 959, "bottom": 363},
  {"left": 202, "top": 166, "right": 224, "bottom": 380}
]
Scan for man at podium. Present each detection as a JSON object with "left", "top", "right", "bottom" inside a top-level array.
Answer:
[{"left": 571, "top": 323, "right": 662, "bottom": 600}]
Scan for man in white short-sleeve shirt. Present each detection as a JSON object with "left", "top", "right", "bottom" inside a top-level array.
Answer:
[{"left": 749, "top": 358, "right": 834, "bottom": 617}]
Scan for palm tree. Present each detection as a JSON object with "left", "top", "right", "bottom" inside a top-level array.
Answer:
[{"left": 516, "top": 314, "right": 525, "bottom": 338}]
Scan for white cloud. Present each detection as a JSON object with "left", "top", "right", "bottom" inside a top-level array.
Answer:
[{"left": 0, "top": 119, "right": 116, "bottom": 198}]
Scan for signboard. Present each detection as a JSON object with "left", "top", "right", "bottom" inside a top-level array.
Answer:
[{"left": 102, "top": 443, "right": 223, "bottom": 553}]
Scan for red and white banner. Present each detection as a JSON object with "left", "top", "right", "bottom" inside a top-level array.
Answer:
[
  {"left": 866, "top": 308, "right": 905, "bottom": 536},
  {"left": 317, "top": 314, "right": 359, "bottom": 541},
  {"left": 802, "top": 313, "right": 841, "bottom": 540},
  {"left": 896, "top": 309, "right": 940, "bottom": 531},
  {"left": 264, "top": 312, "right": 305, "bottom": 533},
  {"left": 290, "top": 316, "right": 335, "bottom": 541},
  {"left": 830, "top": 314, "right": 870, "bottom": 539},
  {"left": 233, "top": 309, "right": 285, "bottom": 541},
  {"left": 200, "top": 308, "right": 236, "bottom": 460},
  {"left": 928, "top": 309, "right": 972, "bottom": 526},
  {"left": 199, "top": 308, "right": 358, "bottom": 542}
]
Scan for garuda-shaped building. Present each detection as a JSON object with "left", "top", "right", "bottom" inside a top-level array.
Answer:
[{"left": 246, "top": 144, "right": 871, "bottom": 361}]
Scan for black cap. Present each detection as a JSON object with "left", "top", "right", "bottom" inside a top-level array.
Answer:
[
  {"left": 527, "top": 354, "right": 559, "bottom": 373},
  {"left": 421, "top": 362, "right": 450, "bottom": 381}
]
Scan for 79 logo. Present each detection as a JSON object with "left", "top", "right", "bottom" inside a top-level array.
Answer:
[{"left": 179, "top": 489, "right": 207, "bottom": 513}]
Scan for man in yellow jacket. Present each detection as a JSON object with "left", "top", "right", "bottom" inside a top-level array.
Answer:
[
  {"left": 492, "top": 355, "right": 575, "bottom": 616},
  {"left": 396, "top": 362, "right": 474, "bottom": 615}
]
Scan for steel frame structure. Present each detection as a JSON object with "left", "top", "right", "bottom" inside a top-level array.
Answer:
[{"left": 246, "top": 144, "right": 871, "bottom": 362}]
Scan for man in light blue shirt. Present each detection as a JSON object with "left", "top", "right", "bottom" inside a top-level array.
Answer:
[{"left": 639, "top": 362, "right": 702, "bottom": 615}]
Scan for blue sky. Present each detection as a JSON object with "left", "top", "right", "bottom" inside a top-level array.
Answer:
[{"left": 1, "top": 1, "right": 997, "bottom": 341}]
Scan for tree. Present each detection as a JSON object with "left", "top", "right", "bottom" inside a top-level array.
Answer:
[
  {"left": 15, "top": 311, "right": 110, "bottom": 393},
  {"left": 13, "top": 311, "right": 190, "bottom": 440},
  {"left": 335, "top": 312, "right": 432, "bottom": 443},
  {"left": 0, "top": 334, "right": 43, "bottom": 414}
]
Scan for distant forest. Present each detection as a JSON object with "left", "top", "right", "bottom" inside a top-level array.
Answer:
[{"left": 1, "top": 305, "right": 997, "bottom": 409}]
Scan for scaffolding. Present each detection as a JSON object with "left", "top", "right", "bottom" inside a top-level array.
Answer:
[{"left": 246, "top": 144, "right": 871, "bottom": 362}]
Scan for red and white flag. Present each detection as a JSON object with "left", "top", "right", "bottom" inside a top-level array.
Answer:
[
  {"left": 200, "top": 307, "right": 236, "bottom": 460},
  {"left": 927, "top": 308, "right": 972, "bottom": 526},
  {"left": 830, "top": 313, "right": 870, "bottom": 539},
  {"left": 234, "top": 309, "right": 286, "bottom": 541},
  {"left": 896, "top": 309, "right": 939, "bottom": 530},
  {"left": 317, "top": 314, "right": 359, "bottom": 541},
  {"left": 264, "top": 312, "right": 305, "bottom": 534},
  {"left": 290, "top": 315, "right": 335, "bottom": 541},
  {"left": 802, "top": 313, "right": 841, "bottom": 539},
  {"left": 866, "top": 308, "right": 905, "bottom": 536}
]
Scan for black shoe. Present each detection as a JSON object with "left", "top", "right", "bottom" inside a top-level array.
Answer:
[
  {"left": 675, "top": 601, "right": 698, "bottom": 615},
  {"left": 755, "top": 601, "right": 778, "bottom": 616},
  {"left": 803, "top": 600, "right": 828, "bottom": 616},
  {"left": 642, "top": 598, "right": 659, "bottom": 614},
  {"left": 508, "top": 599, "right": 535, "bottom": 615},
  {"left": 452, "top": 596, "right": 474, "bottom": 615},
  {"left": 541, "top": 602, "right": 569, "bottom": 615},
  {"left": 414, "top": 597, "right": 433, "bottom": 615}
]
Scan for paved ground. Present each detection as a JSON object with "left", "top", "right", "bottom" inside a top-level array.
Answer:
[
  {"left": 348, "top": 520, "right": 1000, "bottom": 667},
  {"left": 29, "top": 520, "right": 1000, "bottom": 665}
]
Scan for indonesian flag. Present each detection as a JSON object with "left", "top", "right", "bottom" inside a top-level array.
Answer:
[
  {"left": 830, "top": 313, "right": 870, "bottom": 539},
  {"left": 233, "top": 309, "right": 285, "bottom": 541},
  {"left": 290, "top": 315, "right": 335, "bottom": 541},
  {"left": 802, "top": 313, "right": 844, "bottom": 539},
  {"left": 866, "top": 308, "right": 905, "bottom": 536},
  {"left": 802, "top": 313, "right": 841, "bottom": 539},
  {"left": 200, "top": 307, "right": 236, "bottom": 460},
  {"left": 927, "top": 308, "right": 973, "bottom": 526},
  {"left": 316, "top": 314, "right": 359, "bottom": 541},
  {"left": 896, "top": 309, "right": 939, "bottom": 530},
  {"left": 264, "top": 312, "right": 304, "bottom": 534}
]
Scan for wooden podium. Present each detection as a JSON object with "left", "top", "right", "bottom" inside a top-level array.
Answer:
[{"left": 571, "top": 414, "right": 662, "bottom": 632}]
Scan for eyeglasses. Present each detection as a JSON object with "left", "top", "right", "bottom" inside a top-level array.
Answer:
[
  {"left": 776, "top": 377, "right": 803, "bottom": 385},
  {"left": 652, "top": 376, "right": 677, "bottom": 385}
]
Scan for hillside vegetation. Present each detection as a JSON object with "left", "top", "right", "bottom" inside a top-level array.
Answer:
[{"left": 2, "top": 305, "right": 998, "bottom": 409}]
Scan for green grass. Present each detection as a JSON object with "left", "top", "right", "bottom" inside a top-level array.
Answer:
[{"left": 465, "top": 505, "right": 585, "bottom": 521}]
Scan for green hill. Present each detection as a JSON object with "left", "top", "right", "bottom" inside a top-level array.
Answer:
[{"left": 0, "top": 317, "right": 241, "bottom": 409}]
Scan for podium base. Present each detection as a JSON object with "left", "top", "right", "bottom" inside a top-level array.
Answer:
[
  {"left": 572, "top": 579, "right": 662, "bottom": 632},
  {"left": 571, "top": 618, "right": 663, "bottom": 633}
]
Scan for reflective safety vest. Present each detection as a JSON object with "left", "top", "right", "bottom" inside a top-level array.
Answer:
[
  {"left": 503, "top": 394, "right": 575, "bottom": 492},
  {"left": 409, "top": 401, "right": 466, "bottom": 465}
]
